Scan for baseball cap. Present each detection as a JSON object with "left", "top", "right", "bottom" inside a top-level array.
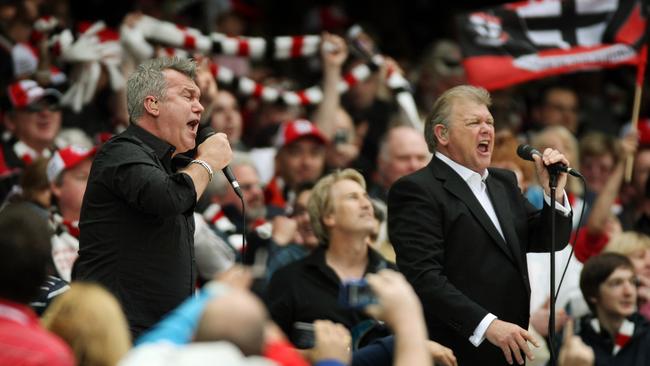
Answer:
[
  {"left": 47, "top": 145, "right": 97, "bottom": 183},
  {"left": 274, "top": 119, "right": 328, "bottom": 148},
  {"left": 7, "top": 79, "right": 62, "bottom": 111}
]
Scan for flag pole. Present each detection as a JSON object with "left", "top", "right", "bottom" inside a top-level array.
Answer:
[{"left": 626, "top": 45, "right": 647, "bottom": 182}]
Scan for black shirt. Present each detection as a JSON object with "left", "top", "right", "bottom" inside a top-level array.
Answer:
[
  {"left": 266, "top": 245, "right": 395, "bottom": 347},
  {"left": 75, "top": 124, "right": 197, "bottom": 338}
]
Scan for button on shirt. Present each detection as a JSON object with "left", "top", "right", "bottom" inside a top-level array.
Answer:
[
  {"left": 435, "top": 152, "right": 571, "bottom": 346},
  {"left": 75, "top": 124, "right": 198, "bottom": 337}
]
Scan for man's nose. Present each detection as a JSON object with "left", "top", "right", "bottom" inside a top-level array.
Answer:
[
  {"left": 480, "top": 121, "right": 492, "bottom": 131},
  {"left": 361, "top": 196, "right": 372, "bottom": 209},
  {"left": 194, "top": 100, "right": 205, "bottom": 113}
]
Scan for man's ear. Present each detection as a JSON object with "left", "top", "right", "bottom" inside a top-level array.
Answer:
[
  {"left": 433, "top": 124, "right": 449, "bottom": 147},
  {"left": 274, "top": 151, "right": 283, "bottom": 176},
  {"left": 322, "top": 212, "right": 336, "bottom": 228},
  {"left": 143, "top": 96, "right": 159, "bottom": 116},
  {"left": 50, "top": 181, "right": 61, "bottom": 199}
]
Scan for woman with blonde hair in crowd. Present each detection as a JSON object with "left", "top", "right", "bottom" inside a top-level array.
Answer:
[
  {"left": 42, "top": 282, "right": 131, "bottom": 366},
  {"left": 604, "top": 231, "right": 650, "bottom": 320},
  {"left": 528, "top": 126, "right": 583, "bottom": 227}
]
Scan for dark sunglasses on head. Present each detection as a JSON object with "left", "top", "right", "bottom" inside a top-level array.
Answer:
[{"left": 24, "top": 103, "right": 61, "bottom": 112}]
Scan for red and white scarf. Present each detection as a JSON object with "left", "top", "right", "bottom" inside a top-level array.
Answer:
[
  {"left": 590, "top": 317, "right": 635, "bottom": 355},
  {"left": 13, "top": 141, "right": 51, "bottom": 165}
]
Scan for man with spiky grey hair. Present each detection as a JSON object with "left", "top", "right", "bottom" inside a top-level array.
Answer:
[{"left": 75, "top": 57, "right": 233, "bottom": 339}]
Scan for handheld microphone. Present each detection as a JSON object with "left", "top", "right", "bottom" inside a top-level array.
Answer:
[
  {"left": 197, "top": 127, "right": 243, "bottom": 198},
  {"left": 516, "top": 144, "right": 582, "bottom": 178}
]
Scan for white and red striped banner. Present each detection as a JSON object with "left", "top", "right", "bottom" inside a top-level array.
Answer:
[
  {"left": 38, "top": 15, "right": 420, "bottom": 127},
  {"left": 458, "top": 0, "right": 647, "bottom": 90}
]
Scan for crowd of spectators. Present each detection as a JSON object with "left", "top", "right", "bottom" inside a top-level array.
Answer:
[{"left": 2, "top": 1, "right": 650, "bottom": 365}]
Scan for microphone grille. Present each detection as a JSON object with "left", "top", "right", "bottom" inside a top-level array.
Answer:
[{"left": 516, "top": 144, "right": 535, "bottom": 162}]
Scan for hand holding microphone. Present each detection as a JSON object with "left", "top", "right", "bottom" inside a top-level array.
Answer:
[
  {"left": 517, "top": 144, "right": 580, "bottom": 200},
  {"left": 195, "top": 127, "right": 241, "bottom": 198},
  {"left": 516, "top": 144, "right": 582, "bottom": 178}
]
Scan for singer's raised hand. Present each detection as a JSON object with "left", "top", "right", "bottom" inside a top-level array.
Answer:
[
  {"left": 197, "top": 132, "right": 232, "bottom": 172},
  {"left": 532, "top": 148, "right": 570, "bottom": 201},
  {"left": 184, "top": 132, "right": 233, "bottom": 200}
]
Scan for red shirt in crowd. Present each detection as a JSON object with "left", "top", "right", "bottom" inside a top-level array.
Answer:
[{"left": 0, "top": 299, "right": 74, "bottom": 366}]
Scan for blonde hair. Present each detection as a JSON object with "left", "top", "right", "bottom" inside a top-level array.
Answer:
[
  {"left": 532, "top": 125, "right": 582, "bottom": 195},
  {"left": 604, "top": 231, "right": 650, "bottom": 256},
  {"left": 424, "top": 85, "right": 491, "bottom": 152},
  {"left": 307, "top": 168, "right": 366, "bottom": 245},
  {"left": 580, "top": 131, "right": 619, "bottom": 162},
  {"left": 42, "top": 283, "right": 131, "bottom": 366}
]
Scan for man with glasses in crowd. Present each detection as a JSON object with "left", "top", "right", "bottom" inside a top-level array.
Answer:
[{"left": 0, "top": 80, "right": 62, "bottom": 201}]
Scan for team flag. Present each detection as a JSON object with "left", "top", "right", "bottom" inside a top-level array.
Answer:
[{"left": 457, "top": 0, "right": 647, "bottom": 90}]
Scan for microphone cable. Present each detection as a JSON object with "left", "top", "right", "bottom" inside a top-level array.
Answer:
[
  {"left": 240, "top": 195, "right": 247, "bottom": 264},
  {"left": 547, "top": 173, "right": 587, "bottom": 366},
  {"left": 516, "top": 143, "right": 587, "bottom": 364},
  {"left": 554, "top": 175, "right": 587, "bottom": 299}
]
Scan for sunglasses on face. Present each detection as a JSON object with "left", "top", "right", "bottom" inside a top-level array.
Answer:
[{"left": 24, "top": 103, "right": 62, "bottom": 113}]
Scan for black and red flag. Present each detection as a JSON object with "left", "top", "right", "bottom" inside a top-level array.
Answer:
[{"left": 457, "top": 0, "right": 647, "bottom": 90}]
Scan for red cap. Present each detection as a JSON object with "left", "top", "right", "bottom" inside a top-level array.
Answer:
[
  {"left": 47, "top": 145, "right": 96, "bottom": 182},
  {"left": 7, "top": 79, "right": 61, "bottom": 110},
  {"left": 274, "top": 119, "right": 328, "bottom": 148}
]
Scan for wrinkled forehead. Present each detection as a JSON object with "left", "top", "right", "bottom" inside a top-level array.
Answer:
[
  {"left": 233, "top": 164, "right": 260, "bottom": 182},
  {"left": 545, "top": 88, "right": 577, "bottom": 105},
  {"left": 163, "top": 69, "right": 199, "bottom": 91},
  {"left": 604, "top": 266, "right": 636, "bottom": 282},
  {"left": 449, "top": 98, "right": 492, "bottom": 121},
  {"left": 330, "top": 178, "right": 365, "bottom": 199}
]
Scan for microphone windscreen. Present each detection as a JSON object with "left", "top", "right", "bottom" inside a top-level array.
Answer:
[{"left": 516, "top": 144, "right": 537, "bottom": 162}]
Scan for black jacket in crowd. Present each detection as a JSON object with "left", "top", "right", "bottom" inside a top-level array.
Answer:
[
  {"left": 578, "top": 313, "right": 650, "bottom": 366},
  {"left": 266, "top": 245, "right": 395, "bottom": 348}
]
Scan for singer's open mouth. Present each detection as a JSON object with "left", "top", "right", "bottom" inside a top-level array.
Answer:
[
  {"left": 187, "top": 119, "right": 199, "bottom": 132},
  {"left": 478, "top": 141, "right": 490, "bottom": 153}
]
